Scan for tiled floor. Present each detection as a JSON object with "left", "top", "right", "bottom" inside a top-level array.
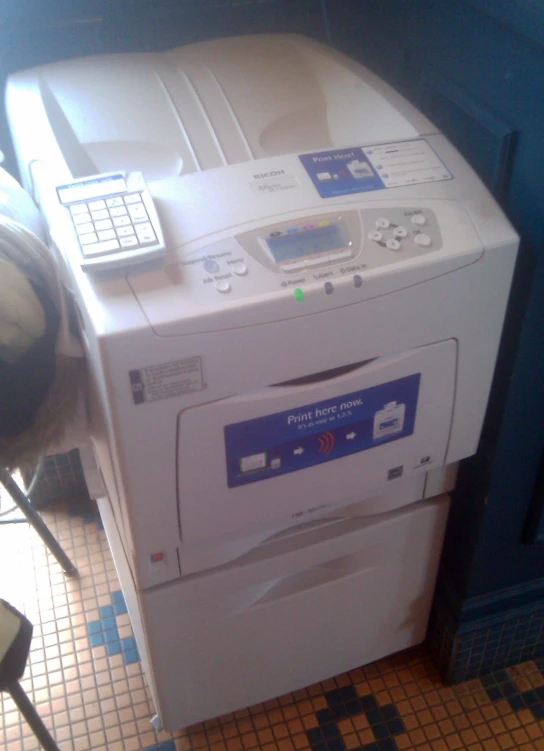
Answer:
[{"left": 1, "top": 491, "right": 544, "bottom": 751}]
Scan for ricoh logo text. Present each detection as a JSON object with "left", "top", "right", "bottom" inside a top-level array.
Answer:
[{"left": 253, "top": 170, "right": 286, "bottom": 179}]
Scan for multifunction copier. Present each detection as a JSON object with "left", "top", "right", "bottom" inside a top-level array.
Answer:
[{"left": 5, "top": 34, "right": 518, "bottom": 729}]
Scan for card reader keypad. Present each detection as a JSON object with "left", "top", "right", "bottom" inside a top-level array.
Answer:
[{"left": 70, "top": 193, "right": 157, "bottom": 258}]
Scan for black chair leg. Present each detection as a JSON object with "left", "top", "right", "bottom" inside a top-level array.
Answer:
[
  {"left": 8, "top": 681, "right": 61, "bottom": 751},
  {"left": 0, "top": 469, "right": 77, "bottom": 576}
]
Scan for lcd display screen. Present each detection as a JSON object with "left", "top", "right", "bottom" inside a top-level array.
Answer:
[
  {"left": 266, "top": 224, "right": 347, "bottom": 263},
  {"left": 57, "top": 173, "right": 127, "bottom": 205}
]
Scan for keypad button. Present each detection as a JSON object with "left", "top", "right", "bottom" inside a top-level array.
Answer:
[
  {"left": 73, "top": 212, "right": 92, "bottom": 225},
  {"left": 76, "top": 222, "right": 95, "bottom": 235},
  {"left": 106, "top": 197, "right": 125, "bottom": 208},
  {"left": 124, "top": 193, "right": 142, "bottom": 205},
  {"left": 368, "top": 230, "right": 383, "bottom": 242},
  {"left": 353, "top": 274, "right": 363, "bottom": 288},
  {"left": 80, "top": 232, "right": 98, "bottom": 245},
  {"left": 414, "top": 233, "right": 432, "bottom": 247},
  {"left": 98, "top": 229, "right": 117, "bottom": 241},
  {"left": 376, "top": 217, "right": 390, "bottom": 229},
  {"left": 116, "top": 225, "right": 136, "bottom": 237},
  {"left": 204, "top": 258, "right": 219, "bottom": 274},
  {"left": 128, "top": 203, "right": 148, "bottom": 223},
  {"left": 91, "top": 208, "right": 109, "bottom": 221},
  {"left": 120, "top": 236, "right": 139, "bottom": 248},
  {"left": 393, "top": 227, "right": 408, "bottom": 238},
  {"left": 88, "top": 199, "right": 106, "bottom": 211},
  {"left": 204, "top": 259, "right": 219, "bottom": 273},
  {"left": 135, "top": 222, "right": 156, "bottom": 244},
  {"left": 94, "top": 218, "right": 114, "bottom": 231},
  {"left": 215, "top": 280, "right": 231, "bottom": 293},
  {"left": 386, "top": 239, "right": 401, "bottom": 251},
  {"left": 411, "top": 214, "right": 426, "bottom": 226},
  {"left": 324, "top": 281, "right": 334, "bottom": 295},
  {"left": 110, "top": 206, "right": 128, "bottom": 218},
  {"left": 82, "top": 239, "right": 120, "bottom": 257},
  {"left": 233, "top": 263, "right": 248, "bottom": 276},
  {"left": 70, "top": 203, "right": 89, "bottom": 215},
  {"left": 113, "top": 215, "right": 131, "bottom": 227}
]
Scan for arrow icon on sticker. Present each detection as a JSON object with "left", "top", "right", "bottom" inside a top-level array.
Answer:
[
  {"left": 346, "top": 432, "right": 357, "bottom": 440},
  {"left": 293, "top": 447, "right": 304, "bottom": 456}
]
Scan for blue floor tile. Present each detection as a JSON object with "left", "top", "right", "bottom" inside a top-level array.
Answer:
[
  {"left": 326, "top": 739, "right": 347, "bottom": 751},
  {"left": 377, "top": 739, "right": 398, "bottom": 751},
  {"left": 102, "top": 616, "right": 117, "bottom": 632},
  {"left": 381, "top": 705, "right": 400, "bottom": 722},
  {"left": 307, "top": 728, "right": 325, "bottom": 744},
  {"left": 386, "top": 717, "right": 405, "bottom": 735},
  {"left": 123, "top": 648, "right": 140, "bottom": 664},
  {"left": 112, "top": 590, "right": 128, "bottom": 614},
  {"left": 89, "top": 633, "right": 105, "bottom": 647},
  {"left": 366, "top": 708, "right": 382, "bottom": 726},
  {"left": 322, "top": 722, "right": 341, "bottom": 740},
  {"left": 360, "top": 695, "right": 379, "bottom": 712},
  {"left": 121, "top": 636, "right": 137, "bottom": 651},
  {"left": 114, "top": 600, "right": 128, "bottom": 615},
  {"left": 104, "top": 628, "right": 120, "bottom": 644},
  {"left": 344, "top": 699, "right": 363, "bottom": 717},
  {"left": 325, "top": 689, "right": 345, "bottom": 706},
  {"left": 484, "top": 685, "right": 503, "bottom": 701},
  {"left": 143, "top": 742, "right": 176, "bottom": 751}
]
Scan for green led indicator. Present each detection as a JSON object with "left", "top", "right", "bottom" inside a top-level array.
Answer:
[{"left": 294, "top": 288, "right": 305, "bottom": 302}]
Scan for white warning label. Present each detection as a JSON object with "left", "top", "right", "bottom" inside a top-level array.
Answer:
[
  {"left": 362, "top": 140, "right": 452, "bottom": 188},
  {"left": 129, "top": 357, "right": 205, "bottom": 405}
]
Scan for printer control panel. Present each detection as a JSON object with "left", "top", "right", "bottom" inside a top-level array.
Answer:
[
  {"left": 175, "top": 206, "right": 443, "bottom": 297},
  {"left": 128, "top": 201, "right": 480, "bottom": 336}
]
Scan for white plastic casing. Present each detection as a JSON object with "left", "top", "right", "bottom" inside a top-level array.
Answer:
[{"left": 6, "top": 33, "right": 518, "bottom": 729}]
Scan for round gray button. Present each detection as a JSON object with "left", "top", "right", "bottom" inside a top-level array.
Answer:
[
  {"left": 386, "top": 238, "right": 401, "bottom": 251},
  {"left": 411, "top": 214, "right": 426, "bottom": 226},
  {"left": 324, "top": 281, "right": 334, "bottom": 295},
  {"left": 204, "top": 259, "right": 219, "bottom": 273},
  {"left": 233, "top": 263, "right": 248, "bottom": 276},
  {"left": 414, "top": 233, "right": 432, "bottom": 247},
  {"left": 215, "top": 280, "right": 231, "bottom": 293},
  {"left": 368, "top": 230, "right": 383, "bottom": 242},
  {"left": 393, "top": 227, "right": 408, "bottom": 238},
  {"left": 353, "top": 274, "right": 363, "bottom": 288},
  {"left": 376, "top": 217, "right": 390, "bottom": 229}
]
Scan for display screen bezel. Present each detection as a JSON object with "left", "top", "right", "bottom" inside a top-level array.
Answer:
[{"left": 262, "top": 220, "right": 350, "bottom": 266}]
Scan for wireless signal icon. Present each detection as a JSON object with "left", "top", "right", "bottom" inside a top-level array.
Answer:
[{"left": 318, "top": 431, "right": 335, "bottom": 455}]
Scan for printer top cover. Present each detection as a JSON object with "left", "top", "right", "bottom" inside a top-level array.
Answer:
[{"left": 9, "top": 34, "right": 434, "bottom": 183}]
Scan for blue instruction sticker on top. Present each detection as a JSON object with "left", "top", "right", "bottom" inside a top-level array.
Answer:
[
  {"left": 299, "top": 139, "right": 453, "bottom": 199},
  {"left": 299, "top": 147, "right": 385, "bottom": 198},
  {"left": 224, "top": 374, "right": 420, "bottom": 488}
]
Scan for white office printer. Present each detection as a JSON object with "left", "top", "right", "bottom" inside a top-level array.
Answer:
[{"left": 6, "top": 34, "right": 518, "bottom": 729}]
